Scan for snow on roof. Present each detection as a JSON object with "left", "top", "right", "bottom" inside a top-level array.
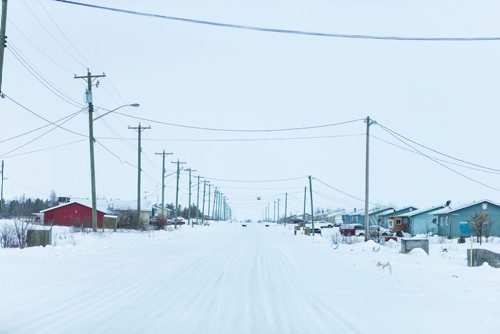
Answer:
[
  {"left": 397, "top": 205, "right": 445, "bottom": 217},
  {"left": 431, "top": 199, "right": 500, "bottom": 215},
  {"left": 40, "top": 201, "right": 107, "bottom": 214}
]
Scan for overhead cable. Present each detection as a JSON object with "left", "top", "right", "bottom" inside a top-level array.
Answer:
[
  {"left": 53, "top": 0, "right": 500, "bottom": 42},
  {"left": 113, "top": 112, "right": 363, "bottom": 133}
]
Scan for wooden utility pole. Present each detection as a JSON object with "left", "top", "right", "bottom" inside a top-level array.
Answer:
[
  {"left": 212, "top": 187, "right": 217, "bottom": 220},
  {"left": 0, "top": 0, "right": 8, "bottom": 93},
  {"left": 195, "top": 175, "right": 201, "bottom": 225},
  {"left": 207, "top": 183, "right": 211, "bottom": 220},
  {"left": 129, "top": 123, "right": 151, "bottom": 229},
  {"left": 0, "top": 160, "right": 4, "bottom": 218},
  {"left": 309, "top": 176, "right": 314, "bottom": 236},
  {"left": 170, "top": 159, "right": 186, "bottom": 229},
  {"left": 155, "top": 150, "right": 172, "bottom": 218},
  {"left": 364, "top": 116, "right": 374, "bottom": 241},
  {"left": 75, "top": 69, "right": 105, "bottom": 232},
  {"left": 201, "top": 180, "right": 207, "bottom": 225},
  {"left": 284, "top": 193, "right": 288, "bottom": 227},
  {"left": 186, "top": 168, "right": 196, "bottom": 226},
  {"left": 303, "top": 186, "right": 307, "bottom": 225},
  {"left": 277, "top": 198, "right": 280, "bottom": 224}
]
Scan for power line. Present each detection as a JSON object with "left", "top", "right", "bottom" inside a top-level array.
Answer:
[
  {"left": 0, "top": 110, "right": 83, "bottom": 144},
  {"left": 22, "top": 0, "right": 87, "bottom": 68},
  {"left": 100, "top": 133, "right": 364, "bottom": 142},
  {"left": 1, "top": 138, "right": 86, "bottom": 158},
  {"left": 205, "top": 175, "right": 306, "bottom": 183},
  {"left": 377, "top": 122, "right": 500, "bottom": 173},
  {"left": 371, "top": 134, "right": 500, "bottom": 176},
  {"left": 37, "top": 0, "right": 99, "bottom": 70},
  {"left": 3, "top": 93, "right": 87, "bottom": 137},
  {"left": 53, "top": 0, "right": 500, "bottom": 42},
  {"left": 94, "top": 139, "right": 136, "bottom": 169},
  {"left": 378, "top": 125, "right": 500, "bottom": 191},
  {"left": 7, "top": 19, "right": 74, "bottom": 75},
  {"left": 7, "top": 44, "right": 84, "bottom": 107},
  {"left": 313, "top": 177, "right": 367, "bottom": 204},
  {"left": 0, "top": 110, "right": 81, "bottom": 158},
  {"left": 113, "top": 112, "right": 363, "bottom": 133}
]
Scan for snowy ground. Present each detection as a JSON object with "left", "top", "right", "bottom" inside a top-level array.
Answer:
[{"left": 1, "top": 221, "right": 499, "bottom": 334}]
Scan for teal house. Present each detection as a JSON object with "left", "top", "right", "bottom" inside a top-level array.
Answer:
[
  {"left": 431, "top": 200, "right": 500, "bottom": 238},
  {"left": 390, "top": 205, "right": 445, "bottom": 235}
]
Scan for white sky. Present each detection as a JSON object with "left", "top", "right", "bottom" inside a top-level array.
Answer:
[{"left": 2, "top": 0, "right": 500, "bottom": 219}]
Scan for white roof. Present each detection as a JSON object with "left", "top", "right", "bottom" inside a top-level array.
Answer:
[
  {"left": 397, "top": 205, "right": 445, "bottom": 218},
  {"left": 40, "top": 201, "right": 108, "bottom": 214},
  {"left": 431, "top": 199, "right": 500, "bottom": 215}
]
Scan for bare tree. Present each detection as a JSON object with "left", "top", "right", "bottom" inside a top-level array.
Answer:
[
  {"left": 13, "top": 219, "right": 30, "bottom": 248},
  {"left": 0, "top": 224, "right": 16, "bottom": 248},
  {"left": 469, "top": 211, "right": 490, "bottom": 245}
]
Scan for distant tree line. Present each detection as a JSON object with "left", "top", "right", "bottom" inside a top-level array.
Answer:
[{"left": 0, "top": 191, "right": 58, "bottom": 219}]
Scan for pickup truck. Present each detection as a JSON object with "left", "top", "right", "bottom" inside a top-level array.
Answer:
[{"left": 339, "top": 224, "right": 366, "bottom": 236}]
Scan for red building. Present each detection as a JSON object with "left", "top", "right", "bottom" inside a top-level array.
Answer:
[{"left": 40, "top": 202, "right": 106, "bottom": 228}]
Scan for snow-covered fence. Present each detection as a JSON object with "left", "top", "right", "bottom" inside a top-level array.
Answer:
[{"left": 467, "top": 249, "right": 500, "bottom": 268}]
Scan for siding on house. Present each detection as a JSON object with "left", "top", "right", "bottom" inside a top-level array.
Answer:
[{"left": 432, "top": 200, "right": 500, "bottom": 238}]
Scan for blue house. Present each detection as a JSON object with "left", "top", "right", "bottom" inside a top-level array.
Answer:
[
  {"left": 342, "top": 207, "right": 395, "bottom": 226},
  {"left": 390, "top": 205, "right": 445, "bottom": 235},
  {"left": 431, "top": 200, "right": 500, "bottom": 238}
]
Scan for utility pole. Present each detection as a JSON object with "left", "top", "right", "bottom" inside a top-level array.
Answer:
[
  {"left": 284, "top": 193, "right": 288, "bottom": 227},
  {"left": 309, "top": 175, "right": 315, "bottom": 236},
  {"left": 273, "top": 200, "right": 276, "bottom": 224},
  {"left": 170, "top": 159, "right": 186, "bottom": 229},
  {"left": 218, "top": 192, "right": 223, "bottom": 221},
  {"left": 0, "top": 160, "right": 4, "bottom": 218},
  {"left": 303, "top": 186, "right": 307, "bottom": 225},
  {"left": 212, "top": 187, "right": 217, "bottom": 220},
  {"left": 0, "top": 0, "right": 8, "bottom": 93},
  {"left": 186, "top": 168, "right": 196, "bottom": 226},
  {"left": 196, "top": 175, "right": 201, "bottom": 225},
  {"left": 277, "top": 198, "right": 280, "bottom": 224},
  {"left": 129, "top": 123, "right": 151, "bottom": 229},
  {"left": 364, "top": 116, "right": 375, "bottom": 241},
  {"left": 207, "top": 183, "right": 211, "bottom": 220},
  {"left": 201, "top": 180, "right": 207, "bottom": 225},
  {"left": 155, "top": 150, "right": 173, "bottom": 218},
  {"left": 75, "top": 69, "right": 105, "bottom": 232}
]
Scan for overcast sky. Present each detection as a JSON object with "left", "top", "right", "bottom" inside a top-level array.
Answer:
[{"left": 2, "top": 0, "right": 500, "bottom": 219}]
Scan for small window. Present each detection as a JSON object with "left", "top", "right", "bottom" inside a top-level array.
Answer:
[
  {"left": 396, "top": 219, "right": 402, "bottom": 225},
  {"left": 388, "top": 219, "right": 393, "bottom": 227},
  {"left": 482, "top": 203, "right": 488, "bottom": 210}
]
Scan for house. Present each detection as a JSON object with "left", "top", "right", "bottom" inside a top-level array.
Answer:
[
  {"left": 431, "top": 200, "right": 500, "bottom": 238},
  {"left": 40, "top": 202, "right": 106, "bottom": 228},
  {"left": 390, "top": 205, "right": 445, "bottom": 235},
  {"left": 342, "top": 207, "right": 395, "bottom": 226},
  {"left": 107, "top": 199, "right": 153, "bottom": 224},
  {"left": 380, "top": 206, "right": 418, "bottom": 229}
]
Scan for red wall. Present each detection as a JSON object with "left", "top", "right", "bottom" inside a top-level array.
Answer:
[{"left": 43, "top": 203, "right": 104, "bottom": 228}]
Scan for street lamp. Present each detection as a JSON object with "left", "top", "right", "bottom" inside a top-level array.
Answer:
[
  {"left": 88, "top": 102, "right": 139, "bottom": 231},
  {"left": 94, "top": 103, "right": 140, "bottom": 121}
]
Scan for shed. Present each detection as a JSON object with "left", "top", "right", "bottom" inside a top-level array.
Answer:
[{"left": 40, "top": 202, "right": 106, "bottom": 228}]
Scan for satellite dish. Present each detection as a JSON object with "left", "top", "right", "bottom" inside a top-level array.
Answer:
[{"left": 445, "top": 200, "right": 451, "bottom": 207}]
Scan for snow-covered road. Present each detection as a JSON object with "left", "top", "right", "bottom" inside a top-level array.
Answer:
[
  {"left": 1, "top": 224, "right": 359, "bottom": 334},
  {"left": 1, "top": 223, "right": 500, "bottom": 333}
]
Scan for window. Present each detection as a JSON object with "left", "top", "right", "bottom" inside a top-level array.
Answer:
[
  {"left": 396, "top": 219, "right": 402, "bottom": 225},
  {"left": 482, "top": 203, "right": 488, "bottom": 210},
  {"left": 388, "top": 219, "right": 393, "bottom": 227}
]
